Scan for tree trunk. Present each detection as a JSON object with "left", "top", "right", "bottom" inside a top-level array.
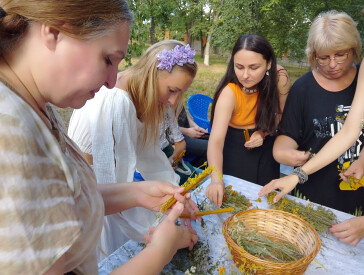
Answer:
[
  {"left": 203, "top": 33, "right": 212, "bottom": 66},
  {"left": 200, "top": 30, "right": 204, "bottom": 58},
  {"left": 150, "top": 16, "right": 155, "bottom": 44},
  {"left": 203, "top": 0, "right": 224, "bottom": 66}
]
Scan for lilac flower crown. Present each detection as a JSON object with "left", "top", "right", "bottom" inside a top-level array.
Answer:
[{"left": 156, "top": 44, "right": 196, "bottom": 72}]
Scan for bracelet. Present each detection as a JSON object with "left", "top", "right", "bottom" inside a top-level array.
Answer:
[{"left": 292, "top": 167, "right": 308, "bottom": 184}]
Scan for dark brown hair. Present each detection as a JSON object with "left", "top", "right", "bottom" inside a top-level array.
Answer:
[{"left": 211, "top": 34, "right": 279, "bottom": 134}]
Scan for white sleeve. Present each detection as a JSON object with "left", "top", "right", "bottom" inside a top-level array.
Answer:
[
  {"left": 111, "top": 91, "right": 138, "bottom": 183},
  {"left": 136, "top": 122, "right": 180, "bottom": 186},
  {"left": 68, "top": 107, "right": 92, "bottom": 154},
  {"left": 90, "top": 88, "right": 137, "bottom": 184}
]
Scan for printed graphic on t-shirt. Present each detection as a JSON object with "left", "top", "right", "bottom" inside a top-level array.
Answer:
[{"left": 313, "top": 104, "right": 363, "bottom": 171}]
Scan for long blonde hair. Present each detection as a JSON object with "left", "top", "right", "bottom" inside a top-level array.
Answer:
[
  {"left": 306, "top": 10, "right": 361, "bottom": 69},
  {"left": 0, "top": 0, "right": 133, "bottom": 54},
  {"left": 122, "top": 40, "right": 197, "bottom": 146}
]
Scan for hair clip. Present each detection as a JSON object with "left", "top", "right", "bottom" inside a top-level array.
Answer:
[{"left": 156, "top": 44, "right": 196, "bottom": 72}]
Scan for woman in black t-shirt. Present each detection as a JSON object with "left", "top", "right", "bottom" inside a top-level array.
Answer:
[{"left": 260, "top": 10, "right": 364, "bottom": 245}]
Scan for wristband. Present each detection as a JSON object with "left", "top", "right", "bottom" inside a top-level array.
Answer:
[{"left": 292, "top": 167, "right": 308, "bottom": 184}]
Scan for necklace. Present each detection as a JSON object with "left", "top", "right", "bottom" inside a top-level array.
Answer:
[
  {"left": 1, "top": 56, "right": 51, "bottom": 123},
  {"left": 242, "top": 86, "right": 258, "bottom": 94}
]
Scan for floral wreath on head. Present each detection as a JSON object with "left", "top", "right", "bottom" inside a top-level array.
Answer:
[{"left": 156, "top": 44, "right": 196, "bottom": 72}]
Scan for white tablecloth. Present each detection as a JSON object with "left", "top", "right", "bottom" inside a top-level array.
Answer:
[{"left": 98, "top": 175, "right": 364, "bottom": 274}]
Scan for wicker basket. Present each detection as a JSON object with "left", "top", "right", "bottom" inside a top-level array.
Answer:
[{"left": 222, "top": 209, "right": 321, "bottom": 275}]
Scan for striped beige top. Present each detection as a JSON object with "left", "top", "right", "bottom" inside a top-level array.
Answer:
[{"left": 0, "top": 83, "right": 104, "bottom": 274}]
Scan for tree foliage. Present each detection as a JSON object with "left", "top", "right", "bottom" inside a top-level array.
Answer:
[{"left": 127, "top": 0, "right": 364, "bottom": 64}]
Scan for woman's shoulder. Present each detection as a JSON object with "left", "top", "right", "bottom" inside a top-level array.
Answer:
[
  {"left": 225, "top": 82, "right": 240, "bottom": 95},
  {"left": 292, "top": 70, "right": 314, "bottom": 87},
  {"left": 276, "top": 64, "right": 286, "bottom": 71},
  {"left": 90, "top": 86, "right": 133, "bottom": 109},
  {"left": 0, "top": 83, "right": 43, "bottom": 133},
  {"left": 226, "top": 82, "right": 239, "bottom": 90}
]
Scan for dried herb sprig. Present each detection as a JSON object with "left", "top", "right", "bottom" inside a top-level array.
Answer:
[
  {"left": 161, "top": 240, "right": 220, "bottom": 274},
  {"left": 221, "top": 185, "right": 251, "bottom": 213},
  {"left": 267, "top": 192, "right": 337, "bottom": 233},
  {"left": 228, "top": 221, "right": 303, "bottom": 263}
]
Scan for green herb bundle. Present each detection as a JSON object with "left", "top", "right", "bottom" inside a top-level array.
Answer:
[
  {"left": 222, "top": 185, "right": 251, "bottom": 212},
  {"left": 228, "top": 222, "right": 303, "bottom": 263},
  {"left": 161, "top": 241, "right": 219, "bottom": 274},
  {"left": 267, "top": 192, "right": 337, "bottom": 233}
]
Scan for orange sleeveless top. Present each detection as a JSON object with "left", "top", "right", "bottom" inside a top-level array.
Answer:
[{"left": 228, "top": 82, "right": 258, "bottom": 128}]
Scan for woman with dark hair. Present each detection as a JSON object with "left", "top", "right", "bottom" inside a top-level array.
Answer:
[{"left": 206, "top": 34, "right": 290, "bottom": 206}]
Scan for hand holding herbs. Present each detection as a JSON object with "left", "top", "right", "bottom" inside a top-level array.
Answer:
[
  {"left": 159, "top": 165, "right": 214, "bottom": 214},
  {"left": 145, "top": 202, "right": 198, "bottom": 254}
]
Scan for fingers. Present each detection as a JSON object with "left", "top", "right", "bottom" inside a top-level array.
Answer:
[
  {"left": 339, "top": 172, "right": 349, "bottom": 182},
  {"left": 291, "top": 150, "right": 310, "bottom": 166},
  {"left": 148, "top": 227, "right": 157, "bottom": 234},
  {"left": 338, "top": 235, "right": 356, "bottom": 245},
  {"left": 144, "top": 227, "right": 156, "bottom": 244},
  {"left": 180, "top": 218, "right": 192, "bottom": 229},
  {"left": 331, "top": 229, "right": 356, "bottom": 245},
  {"left": 329, "top": 217, "right": 364, "bottom": 246},
  {"left": 343, "top": 164, "right": 364, "bottom": 180},
  {"left": 174, "top": 192, "right": 186, "bottom": 204},
  {"left": 258, "top": 182, "right": 284, "bottom": 203},
  {"left": 205, "top": 183, "right": 224, "bottom": 206},
  {"left": 160, "top": 184, "right": 184, "bottom": 199},
  {"left": 186, "top": 200, "right": 200, "bottom": 218},
  {"left": 143, "top": 234, "right": 152, "bottom": 244},
  {"left": 259, "top": 175, "right": 299, "bottom": 203},
  {"left": 170, "top": 186, "right": 184, "bottom": 196},
  {"left": 205, "top": 185, "right": 215, "bottom": 205},
  {"left": 175, "top": 192, "right": 201, "bottom": 222},
  {"left": 198, "top": 127, "right": 207, "bottom": 133},
  {"left": 272, "top": 190, "right": 287, "bottom": 203},
  {"left": 295, "top": 151, "right": 310, "bottom": 166},
  {"left": 189, "top": 229, "right": 198, "bottom": 250},
  {"left": 258, "top": 180, "right": 277, "bottom": 197},
  {"left": 259, "top": 181, "right": 286, "bottom": 203},
  {"left": 245, "top": 138, "right": 263, "bottom": 148},
  {"left": 217, "top": 187, "right": 224, "bottom": 207},
  {"left": 165, "top": 202, "right": 184, "bottom": 224},
  {"left": 175, "top": 192, "right": 197, "bottom": 212}
]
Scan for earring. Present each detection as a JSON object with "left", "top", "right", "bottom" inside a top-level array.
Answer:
[{"left": 266, "top": 70, "right": 269, "bottom": 76}]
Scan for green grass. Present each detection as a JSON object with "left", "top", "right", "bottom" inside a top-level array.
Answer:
[{"left": 56, "top": 54, "right": 309, "bottom": 128}]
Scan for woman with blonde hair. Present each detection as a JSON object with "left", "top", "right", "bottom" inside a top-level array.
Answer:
[
  {"left": 260, "top": 9, "right": 364, "bottom": 246},
  {"left": 0, "top": 1, "right": 198, "bottom": 274},
  {"left": 260, "top": 10, "right": 364, "bottom": 244},
  {"left": 68, "top": 39, "right": 199, "bottom": 261}
]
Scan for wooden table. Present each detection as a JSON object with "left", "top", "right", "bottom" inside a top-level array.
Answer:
[{"left": 99, "top": 175, "right": 364, "bottom": 274}]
